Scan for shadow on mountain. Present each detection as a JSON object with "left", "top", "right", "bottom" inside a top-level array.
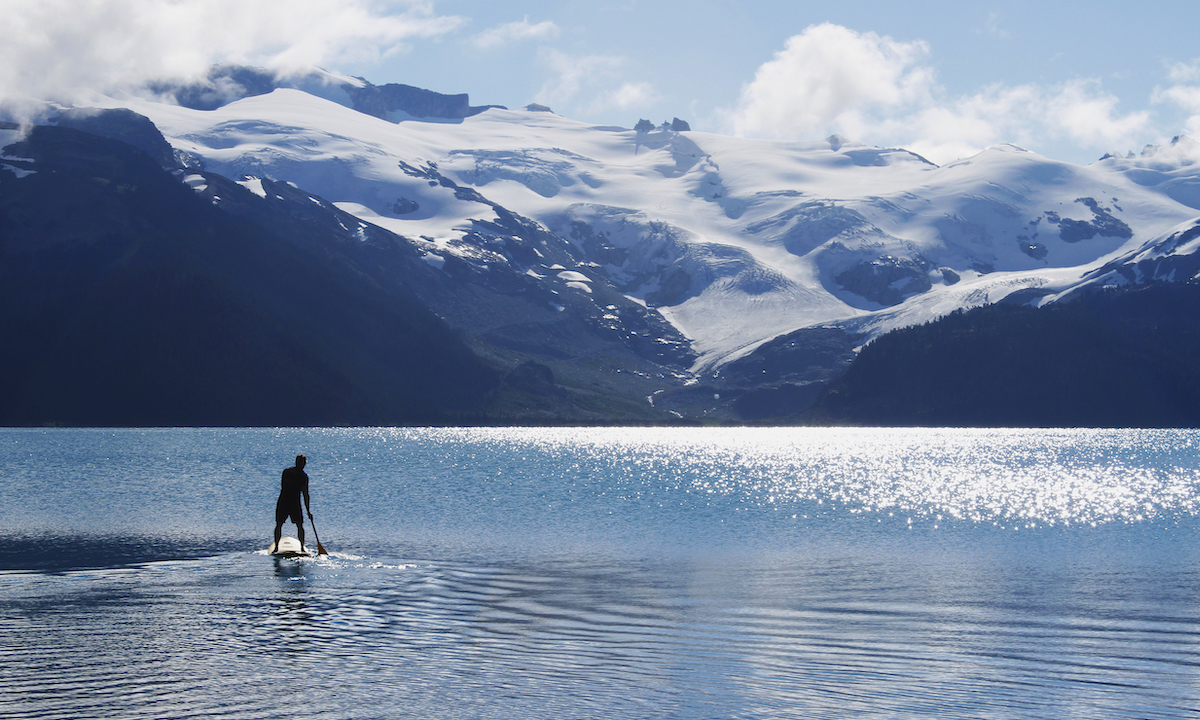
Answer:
[
  {"left": 0, "top": 125, "right": 498, "bottom": 426},
  {"left": 803, "top": 284, "right": 1200, "bottom": 427}
]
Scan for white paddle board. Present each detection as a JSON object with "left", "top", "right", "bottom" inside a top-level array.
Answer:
[{"left": 269, "top": 536, "right": 310, "bottom": 558}]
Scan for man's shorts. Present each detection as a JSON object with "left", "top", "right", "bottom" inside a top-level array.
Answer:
[{"left": 276, "top": 502, "right": 304, "bottom": 525}]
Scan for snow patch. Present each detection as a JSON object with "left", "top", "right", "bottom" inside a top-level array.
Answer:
[
  {"left": 183, "top": 174, "right": 208, "bottom": 193},
  {"left": 421, "top": 252, "right": 446, "bottom": 270},
  {"left": 238, "top": 176, "right": 267, "bottom": 198},
  {"left": 0, "top": 160, "right": 34, "bottom": 178}
]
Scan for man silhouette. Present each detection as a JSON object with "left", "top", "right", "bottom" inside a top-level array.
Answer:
[{"left": 273, "top": 454, "right": 312, "bottom": 551}]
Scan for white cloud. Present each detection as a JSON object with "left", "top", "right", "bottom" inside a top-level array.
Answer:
[
  {"left": 725, "top": 23, "right": 1150, "bottom": 164},
  {"left": 472, "top": 17, "right": 559, "bottom": 50},
  {"left": 981, "top": 11, "right": 1010, "bottom": 39},
  {"left": 1155, "top": 84, "right": 1200, "bottom": 112},
  {"left": 1050, "top": 79, "right": 1151, "bottom": 148},
  {"left": 533, "top": 49, "right": 658, "bottom": 115},
  {"left": 1153, "top": 61, "right": 1200, "bottom": 138},
  {"left": 535, "top": 50, "right": 623, "bottom": 107},
  {"left": 729, "top": 23, "right": 935, "bottom": 140},
  {"left": 0, "top": 0, "right": 463, "bottom": 104},
  {"left": 1165, "top": 60, "right": 1200, "bottom": 84},
  {"left": 594, "top": 82, "right": 661, "bottom": 113},
  {"left": 891, "top": 82, "right": 1149, "bottom": 164}
]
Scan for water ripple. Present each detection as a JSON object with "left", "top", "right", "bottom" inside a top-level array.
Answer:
[
  {"left": 5, "top": 428, "right": 1200, "bottom": 718},
  {"left": 4, "top": 549, "right": 1200, "bottom": 719}
]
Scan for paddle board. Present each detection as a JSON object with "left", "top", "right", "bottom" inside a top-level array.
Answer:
[{"left": 269, "top": 536, "right": 310, "bottom": 558}]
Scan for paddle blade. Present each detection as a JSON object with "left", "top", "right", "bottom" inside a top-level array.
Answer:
[{"left": 317, "top": 542, "right": 328, "bottom": 556}]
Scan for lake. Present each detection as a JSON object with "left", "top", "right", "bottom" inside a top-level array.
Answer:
[{"left": 3, "top": 427, "right": 1200, "bottom": 719}]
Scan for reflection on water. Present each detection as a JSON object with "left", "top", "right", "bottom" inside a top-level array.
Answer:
[
  {"left": 268, "top": 559, "right": 316, "bottom": 655},
  {"left": 5, "top": 547, "right": 1200, "bottom": 720},
  {"left": 3, "top": 427, "right": 1200, "bottom": 719}
]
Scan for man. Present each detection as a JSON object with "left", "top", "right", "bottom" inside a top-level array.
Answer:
[{"left": 273, "top": 454, "right": 312, "bottom": 551}]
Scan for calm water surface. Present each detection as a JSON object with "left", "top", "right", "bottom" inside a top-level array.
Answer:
[{"left": 2, "top": 427, "right": 1200, "bottom": 719}]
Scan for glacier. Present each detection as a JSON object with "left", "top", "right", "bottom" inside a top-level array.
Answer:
[{"left": 57, "top": 71, "right": 1200, "bottom": 374}]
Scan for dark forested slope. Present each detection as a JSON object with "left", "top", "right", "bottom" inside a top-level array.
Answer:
[
  {"left": 805, "top": 284, "right": 1200, "bottom": 427},
  {"left": 0, "top": 125, "right": 499, "bottom": 425}
]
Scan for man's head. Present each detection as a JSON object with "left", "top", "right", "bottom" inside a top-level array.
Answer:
[{"left": 295, "top": 454, "right": 307, "bottom": 469}]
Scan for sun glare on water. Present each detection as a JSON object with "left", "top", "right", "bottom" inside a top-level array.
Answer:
[{"left": 420, "top": 426, "right": 1200, "bottom": 531}]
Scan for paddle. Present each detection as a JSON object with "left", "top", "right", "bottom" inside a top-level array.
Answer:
[{"left": 308, "top": 514, "right": 329, "bottom": 556}]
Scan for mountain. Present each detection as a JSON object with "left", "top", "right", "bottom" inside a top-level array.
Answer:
[
  {"left": 148, "top": 64, "right": 507, "bottom": 120},
  {"left": 0, "top": 123, "right": 505, "bottom": 426},
  {"left": 804, "top": 281, "right": 1200, "bottom": 427},
  {"left": 6, "top": 65, "right": 1200, "bottom": 426}
]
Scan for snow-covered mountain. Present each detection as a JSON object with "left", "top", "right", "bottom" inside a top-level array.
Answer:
[
  {"left": 9, "top": 66, "right": 1200, "bottom": 423},
  {"left": 87, "top": 70, "right": 1200, "bottom": 365}
]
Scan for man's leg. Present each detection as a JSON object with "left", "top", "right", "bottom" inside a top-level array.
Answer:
[{"left": 274, "top": 502, "right": 287, "bottom": 548}]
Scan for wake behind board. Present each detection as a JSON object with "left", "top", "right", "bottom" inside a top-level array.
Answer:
[{"left": 269, "top": 536, "right": 311, "bottom": 558}]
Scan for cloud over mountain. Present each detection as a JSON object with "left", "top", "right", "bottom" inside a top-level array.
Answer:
[
  {"left": 2, "top": 3, "right": 1191, "bottom": 166},
  {"left": 0, "top": 0, "right": 461, "bottom": 105},
  {"left": 729, "top": 23, "right": 935, "bottom": 142},
  {"left": 725, "top": 23, "right": 1153, "bottom": 164},
  {"left": 472, "top": 16, "right": 560, "bottom": 49}
]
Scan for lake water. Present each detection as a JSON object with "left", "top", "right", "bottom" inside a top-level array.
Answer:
[{"left": 3, "top": 427, "right": 1200, "bottom": 719}]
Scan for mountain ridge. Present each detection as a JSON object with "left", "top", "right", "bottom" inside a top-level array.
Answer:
[
  {"left": 6, "top": 66, "right": 1200, "bottom": 425},
  {"left": 147, "top": 64, "right": 507, "bottom": 120}
]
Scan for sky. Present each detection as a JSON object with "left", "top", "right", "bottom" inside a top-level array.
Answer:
[{"left": 3, "top": 0, "right": 1200, "bottom": 165}]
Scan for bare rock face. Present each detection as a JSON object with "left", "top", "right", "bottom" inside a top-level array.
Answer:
[
  {"left": 54, "top": 107, "right": 178, "bottom": 169},
  {"left": 836, "top": 255, "right": 933, "bottom": 307},
  {"left": 148, "top": 64, "right": 505, "bottom": 121},
  {"left": 343, "top": 82, "right": 504, "bottom": 121},
  {"left": 1044, "top": 198, "right": 1132, "bottom": 243}
]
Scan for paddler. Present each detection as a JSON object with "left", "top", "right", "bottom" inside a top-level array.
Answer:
[{"left": 273, "top": 454, "right": 313, "bottom": 551}]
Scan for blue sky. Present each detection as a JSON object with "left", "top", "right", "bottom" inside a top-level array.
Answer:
[{"left": 4, "top": 0, "right": 1200, "bottom": 164}]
